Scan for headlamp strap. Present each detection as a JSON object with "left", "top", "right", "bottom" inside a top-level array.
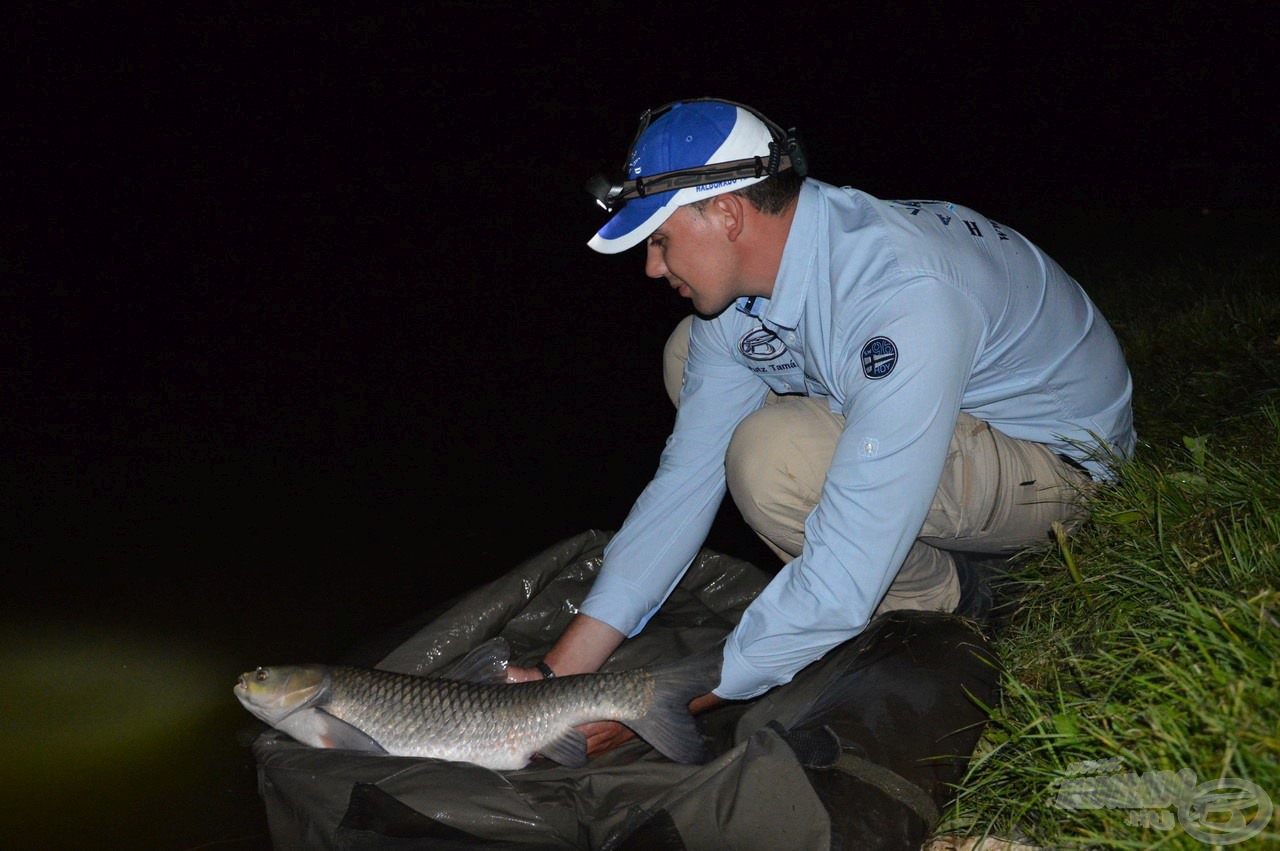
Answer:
[
  {"left": 586, "top": 102, "right": 808, "bottom": 214},
  {"left": 766, "top": 142, "right": 782, "bottom": 177}
]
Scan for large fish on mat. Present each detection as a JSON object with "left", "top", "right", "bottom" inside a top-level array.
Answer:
[{"left": 234, "top": 638, "right": 721, "bottom": 770}]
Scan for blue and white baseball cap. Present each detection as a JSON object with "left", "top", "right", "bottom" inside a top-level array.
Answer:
[{"left": 587, "top": 101, "right": 779, "bottom": 255}]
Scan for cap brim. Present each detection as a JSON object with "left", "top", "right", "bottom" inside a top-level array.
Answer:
[{"left": 586, "top": 192, "right": 682, "bottom": 254}]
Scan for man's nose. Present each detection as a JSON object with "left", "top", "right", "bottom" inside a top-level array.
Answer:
[{"left": 645, "top": 245, "right": 667, "bottom": 279}]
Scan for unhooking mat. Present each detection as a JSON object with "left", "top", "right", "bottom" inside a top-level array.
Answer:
[{"left": 250, "top": 529, "right": 999, "bottom": 850}]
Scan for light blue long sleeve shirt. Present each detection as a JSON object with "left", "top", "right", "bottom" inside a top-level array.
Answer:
[{"left": 581, "top": 179, "right": 1135, "bottom": 699}]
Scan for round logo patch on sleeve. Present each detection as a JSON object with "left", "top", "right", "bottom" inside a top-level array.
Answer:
[{"left": 860, "top": 336, "right": 898, "bottom": 379}]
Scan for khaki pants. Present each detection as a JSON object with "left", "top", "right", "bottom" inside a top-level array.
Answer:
[{"left": 664, "top": 315, "right": 1092, "bottom": 616}]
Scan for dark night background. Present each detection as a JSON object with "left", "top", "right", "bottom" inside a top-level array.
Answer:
[{"left": 2, "top": 3, "right": 1274, "bottom": 847}]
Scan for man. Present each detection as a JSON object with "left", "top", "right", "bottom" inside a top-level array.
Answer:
[{"left": 507, "top": 99, "right": 1135, "bottom": 756}]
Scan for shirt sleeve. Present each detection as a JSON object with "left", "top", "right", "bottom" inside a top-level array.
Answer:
[
  {"left": 581, "top": 316, "right": 770, "bottom": 637},
  {"left": 717, "top": 279, "right": 986, "bottom": 699}
]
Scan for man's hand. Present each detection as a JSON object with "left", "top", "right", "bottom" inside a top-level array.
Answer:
[
  {"left": 578, "top": 690, "right": 727, "bottom": 759},
  {"left": 502, "top": 614, "right": 729, "bottom": 759},
  {"left": 688, "top": 691, "right": 726, "bottom": 715},
  {"left": 503, "top": 665, "right": 545, "bottom": 684},
  {"left": 505, "top": 614, "right": 627, "bottom": 683},
  {"left": 580, "top": 720, "right": 637, "bottom": 757}
]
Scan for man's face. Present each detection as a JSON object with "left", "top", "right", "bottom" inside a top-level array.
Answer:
[{"left": 644, "top": 204, "right": 740, "bottom": 316}]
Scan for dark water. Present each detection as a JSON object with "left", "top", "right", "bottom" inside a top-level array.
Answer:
[{"left": 4, "top": 374, "right": 776, "bottom": 849}]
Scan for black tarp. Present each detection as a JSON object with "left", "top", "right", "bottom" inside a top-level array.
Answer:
[{"left": 250, "top": 530, "right": 998, "bottom": 850}]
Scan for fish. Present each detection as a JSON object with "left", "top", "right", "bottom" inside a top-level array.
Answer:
[{"left": 234, "top": 637, "right": 721, "bottom": 770}]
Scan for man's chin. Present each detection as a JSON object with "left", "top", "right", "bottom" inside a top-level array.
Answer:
[{"left": 691, "top": 297, "right": 735, "bottom": 319}]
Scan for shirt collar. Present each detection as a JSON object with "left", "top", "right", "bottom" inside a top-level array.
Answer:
[{"left": 734, "top": 295, "right": 765, "bottom": 317}]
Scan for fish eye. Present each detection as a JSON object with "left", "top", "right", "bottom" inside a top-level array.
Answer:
[{"left": 255, "top": 668, "right": 269, "bottom": 681}]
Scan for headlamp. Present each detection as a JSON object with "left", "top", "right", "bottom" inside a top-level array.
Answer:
[{"left": 585, "top": 98, "right": 809, "bottom": 214}]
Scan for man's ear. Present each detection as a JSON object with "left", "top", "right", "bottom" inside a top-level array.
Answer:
[{"left": 712, "top": 193, "right": 746, "bottom": 242}]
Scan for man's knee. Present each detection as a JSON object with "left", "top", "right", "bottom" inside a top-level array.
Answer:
[
  {"left": 726, "top": 409, "right": 807, "bottom": 559},
  {"left": 725, "top": 398, "right": 841, "bottom": 555},
  {"left": 725, "top": 407, "right": 790, "bottom": 520},
  {"left": 662, "top": 315, "right": 694, "bottom": 408}
]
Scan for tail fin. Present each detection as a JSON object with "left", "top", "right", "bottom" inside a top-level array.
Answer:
[{"left": 626, "top": 643, "right": 724, "bottom": 765}]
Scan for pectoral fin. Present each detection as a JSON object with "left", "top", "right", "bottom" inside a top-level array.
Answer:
[{"left": 274, "top": 708, "right": 389, "bottom": 754}]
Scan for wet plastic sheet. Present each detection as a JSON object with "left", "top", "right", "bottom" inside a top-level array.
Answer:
[{"left": 251, "top": 529, "right": 998, "bottom": 850}]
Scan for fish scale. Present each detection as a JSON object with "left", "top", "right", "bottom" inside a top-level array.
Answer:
[{"left": 326, "top": 668, "right": 656, "bottom": 765}]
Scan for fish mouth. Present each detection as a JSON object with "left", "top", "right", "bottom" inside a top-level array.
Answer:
[{"left": 236, "top": 669, "right": 261, "bottom": 692}]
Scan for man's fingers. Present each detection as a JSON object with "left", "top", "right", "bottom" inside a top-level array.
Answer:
[
  {"left": 504, "top": 665, "right": 544, "bottom": 684},
  {"left": 579, "top": 720, "right": 636, "bottom": 757}
]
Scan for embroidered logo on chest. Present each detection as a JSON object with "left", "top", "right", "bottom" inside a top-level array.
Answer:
[{"left": 739, "top": 328, "right": 786, "bottom": 361}]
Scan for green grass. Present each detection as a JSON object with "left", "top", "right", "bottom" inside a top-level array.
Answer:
[{"left": 940, "top": 252, "right": 1280, "bottom": 848}]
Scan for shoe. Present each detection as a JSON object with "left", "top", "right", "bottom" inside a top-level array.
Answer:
[{"left": 951, "top": 552, "right": 994, "bottom": 623}]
